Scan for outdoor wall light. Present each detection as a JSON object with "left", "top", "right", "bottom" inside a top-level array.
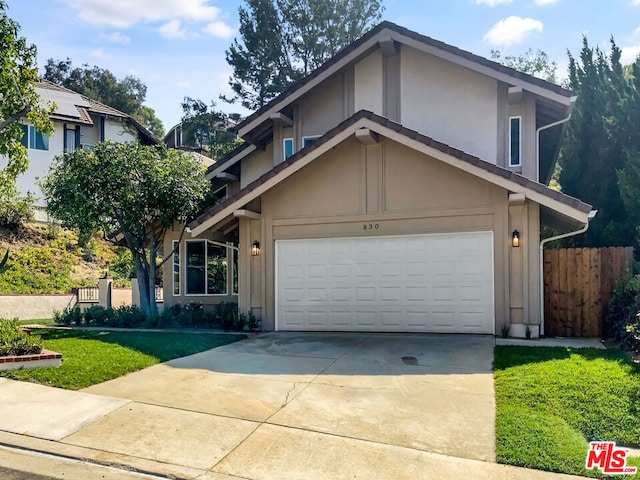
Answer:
[
  {"left": 251, "top": 241, "right": 261, "bottom": 256},
  {"left": 512, "top": 230, "right": 520, "bottom": 248}
]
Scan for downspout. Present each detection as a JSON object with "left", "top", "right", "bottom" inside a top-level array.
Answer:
[
  {"left": 539, "top": 209, "right": 597, "bottom": 335},
  {"left": 536, "top": 95, "right": 577, "bottom": 183}
]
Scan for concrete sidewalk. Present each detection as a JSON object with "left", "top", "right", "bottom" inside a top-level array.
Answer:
[{"left": 0, "top": 333, "right": 589, "bottom": 479}]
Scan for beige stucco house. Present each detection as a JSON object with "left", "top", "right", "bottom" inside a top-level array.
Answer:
[{"left": 163, "top": 22, "right": 593, "bottom": 336}]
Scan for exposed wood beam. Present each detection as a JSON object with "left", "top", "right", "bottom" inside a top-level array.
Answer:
[
  {"left": 223, "top": 221, "right": 240, "bottom": 235},
  {"left": 508, "top": 87, "right": 523, "bottom": 105},
  {"left": 509, "top": 193, "right": 526, "bottom": 206},
  {"left": 216, "top": 172, "right": 239, "bottom": 182},
  {"left": 355, "top": 128, "right": 379, "bottom": 145},
  {"left": 269, "top": 112, "right": 293, "bottom": 127},
  {"left": 378, "top": 35, "right": 397, "bottom": 57},
  {"left": 233, "top": 209, "right": 262, "bottom": 220}
]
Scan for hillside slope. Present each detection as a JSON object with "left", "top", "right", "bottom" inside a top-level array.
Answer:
[{"left": 0, "top": 224, "right": 131, "bottom": 294}]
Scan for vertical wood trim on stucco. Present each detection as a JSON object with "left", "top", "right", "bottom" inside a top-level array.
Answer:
[
  {"left": 383, "top": 53, "right": 401, "bottom": 122},
  {"left": 521, "top": 93, "right": 537, "bottom": 180},
  {"left": 527, "top": 202, "right": 541, "bottom": 324},
  {"left": 238, "top": 217, "right": 251, "bottom": 316},
  {"left": 496, "top": 84, "right": 508, "bottom": 167},
  {"left": 365, "top": 144, "right": 381, "bottom": 214},
  {"left": 344, "top": 67, "right": 355, "bottom": 118}
]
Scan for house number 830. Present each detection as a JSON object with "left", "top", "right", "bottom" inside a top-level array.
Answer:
[{"left": 363, "top": 223, "right": 380, "bottom": 230}]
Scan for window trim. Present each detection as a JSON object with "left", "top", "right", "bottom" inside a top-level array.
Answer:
[
  {"left": 21, "top": 124, "right": 50, "bottom": 151},
  {"left": 183, "top": 239, "right": 238, "bottom": 297},
  {"left": 302, "top": 135, "right": 320, "bottom": 149},
  {"left": 172, "top": 240, "right": 180, "bottom": 296},
  {"left": 509, "top": 116, "right": 522, "bottom": 168},
  {"left": 213, "top": 184, "right": 229, "bottom": 202},
  {"left": 283, "top": 137, "right": 294, "bottom": 160}
]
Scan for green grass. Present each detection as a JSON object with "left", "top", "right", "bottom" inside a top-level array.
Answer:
[
  {"left": 0, "top": 328, "right": 246, "bottom": 390},
  {"left": 495, "top": 346, "right": 640, "bottom": 479},
  {"left": 16, "top": 318, "right": 56, "bottom": 325}
]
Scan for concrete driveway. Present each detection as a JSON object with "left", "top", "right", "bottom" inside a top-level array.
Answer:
[{"left": 73, "top": 332, "right": 497, "bottom": 477}]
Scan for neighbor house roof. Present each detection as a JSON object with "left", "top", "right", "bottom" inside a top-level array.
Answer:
[
  {"left": 237, "top": 21, "right": 573, "bottom": 141},
  {"left": 190, "top": 110, "right": 591, "bottom": 236},
  {"left": 36, "top": 79, "right": 159, "bottom": 145}
]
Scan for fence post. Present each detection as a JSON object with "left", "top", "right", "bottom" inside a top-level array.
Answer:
[{"left": 98, "top": 276, "right": 113, "bottom": 309}]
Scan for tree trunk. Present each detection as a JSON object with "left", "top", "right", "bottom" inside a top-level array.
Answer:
[
  {"left": 134, "top": 256, "right": 152, "bottom": 317},
  {"left": 148, "top": 243, "right": 159, "bottom": 317}
]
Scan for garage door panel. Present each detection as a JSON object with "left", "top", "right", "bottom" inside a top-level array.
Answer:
[{"left": 276, "top": 232, "right": 494, "bottom": 333}]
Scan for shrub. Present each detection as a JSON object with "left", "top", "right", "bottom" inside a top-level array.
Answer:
[
  {"left": 0, "top": 318, "right": 44, "bottom": 356},
  {"left": 83, "top": 305, "right": 110, "bottom": 326},
  {"left": 0, "top": 190, "right": 34, "bottom": 229},
  {"left": 247, "top": 310, "right": 260, "bottom": 331},
  {"left": 606, "top": 275, "right": 640, "bottom": 354}
]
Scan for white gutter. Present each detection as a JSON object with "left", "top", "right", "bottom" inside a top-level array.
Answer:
[
  {"left": 539, "top": 209, "right": 597, "bottom": 335},
  {"left": 536, "top": 95, "right": 577, "bottom": 182}
]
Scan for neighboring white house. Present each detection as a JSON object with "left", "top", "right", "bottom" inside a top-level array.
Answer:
[{"left": 13, "top": 80, "right": 158, "bottom": 218}]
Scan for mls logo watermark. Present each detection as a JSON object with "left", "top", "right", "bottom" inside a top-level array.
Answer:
[{"left": 585, "top": 442, "right": 637, "bottom": 475}]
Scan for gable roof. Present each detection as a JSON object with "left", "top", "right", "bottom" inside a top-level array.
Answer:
[
  {"left": 36, "top": 80, "right": 159, "bottom": 145},
  {"left": 237, "top": 21, "right": 573, "bottom": 141},
  {"left": 190, "top": 110, "right": 591, "bottom": 236}
]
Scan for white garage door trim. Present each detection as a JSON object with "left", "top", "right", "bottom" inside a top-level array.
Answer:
[{"left": 275, "top": 232, "right": 495, "bottom": 333}]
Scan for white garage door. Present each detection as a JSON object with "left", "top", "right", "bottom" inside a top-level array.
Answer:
[{"left": 276, "top": 232, "right": 494, "bottom": 333}]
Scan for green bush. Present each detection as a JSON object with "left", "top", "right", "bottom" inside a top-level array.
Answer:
[
  {"left": 0, "top": 318, "right": 44, "bottom": 356},
  {"left": 606, "top": 275, "right": 640, "bottom": 354},
  {"left": 0, "top": 191, "right": 34, "bottom": 229}
]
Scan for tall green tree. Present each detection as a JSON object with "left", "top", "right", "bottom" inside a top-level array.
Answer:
[
  {"left": 0, "top": 0, "right": 53, "bottom": 191},
  {"left": 44, "top": 58, "right": 164, "bottom": 137},
  {"left": 180, "top": 97, "right": 242, "bottom": 158},
  {"left": 224, "top": 0, "right": 384, "bottom": 110},
  {"left": 41, "top": 142, "right": 209, "bottom": 316},
  {"left": 558, "top": 37, "right": 637, "bottom": 248},
  {"left": 490, "top": 48, "right": 558, "bottom": 84}
]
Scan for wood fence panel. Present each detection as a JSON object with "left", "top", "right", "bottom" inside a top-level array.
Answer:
[{"left": 543, "top": 246, "right": 632, "bottom": 338}]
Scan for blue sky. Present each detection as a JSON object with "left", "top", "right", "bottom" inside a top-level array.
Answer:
[{"left": 5, "top": 0, "right": 640, "bottom": 131}]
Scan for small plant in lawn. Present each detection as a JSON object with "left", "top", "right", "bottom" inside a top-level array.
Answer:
[{"left": 0, "top": 318, "right": 44, "bottom": 356}]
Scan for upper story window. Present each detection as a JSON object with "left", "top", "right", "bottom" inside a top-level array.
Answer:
[
  {"left": 509, "top": 116, "right": 521, "bottom": 167},
  {"left": 213, "top": 185, "right": 228, "bottom": 203},
  {"left": 283, "top": 138, "right": 294, "bottom": 160},
  {"left": 302, "top": 135, "right": 320, "bottom": 148},
  {"left": 20, "top": 125, "right": 49, "bottom": 151}
]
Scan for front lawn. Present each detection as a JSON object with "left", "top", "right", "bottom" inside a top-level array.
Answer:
[
  {"left": 495, "top": 346, "right": 640, "bottom": 479},
  {"left": 0, "top": 328, "right": 246, "bottom": 390}
]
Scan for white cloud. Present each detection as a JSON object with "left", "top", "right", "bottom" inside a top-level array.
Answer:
[
  {"left": 475, "top": 0, "right": 513, "bottom": 5},
  {"left": 621, "top": 45, "right": 640, "bottom": 64},
  {"left": 176, "top": 80, "right": 192, "bottom": 89},
  {"left": 61, "top": 0, "right": 229, "bottom": 30},
  {"left": 99, "top": 32, "right": 131, "bottom": 44},
  {"left": 203, "top": 21, "right": 234, "bottom": 39},
  {"left": 158, "top": 20, "right": 189, "bottom": 40},
  {"left": 535, "top": 0, "right": 559, "bottom": 4},
  {"left": 90, "top": 48, "right": 111, "bottom": 60},
  {"left": 484, "top": 16, "right": 544, "bottom": 47},
  {"left": 634, "top": 0, "right": 640, "bottom": 5}
]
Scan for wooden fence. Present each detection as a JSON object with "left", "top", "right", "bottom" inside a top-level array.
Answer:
[{"left": 543, "top": 247, "right": 634, "bottom": 338}]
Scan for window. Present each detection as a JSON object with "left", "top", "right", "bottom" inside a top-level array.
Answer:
[
  {"left": 302, "top": 136, "right": 320, "bottom": 148},
  {"left": 20, "top": 125, "right": 49, "bottom": 151},
  {"left": 283, "top": 138, "right": 294, "bottom": 160},
  {"left": 185, "top": 240, "right": 229, "bottom": 295},
  {"left": 232, "top": 248, "right": 238, "bottom": 295},
  {"left": 172, "top": 241, "right": 180, "bottom": 296},
  {"left": 509, "top": 116, "right": 521, "bottom": 167},
  {"left": 213, "top": 185, "right": 228, "bottom": 203}
]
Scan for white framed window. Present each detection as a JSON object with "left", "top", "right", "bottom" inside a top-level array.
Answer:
[
  {"left": 172, "top": 240, "right": 180, "bottom": 296},
  {"left": 283, "top": 137, "right": 294, "bottom": 160},
  {"left": 20, "top": 124, "right": 49, "bottom": 151},
  {"left": 302, "top": 135, "right": 320, "bottom": 148},
  {"left": 509, "top": 116, "right": 522, "bottom": 167}
]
